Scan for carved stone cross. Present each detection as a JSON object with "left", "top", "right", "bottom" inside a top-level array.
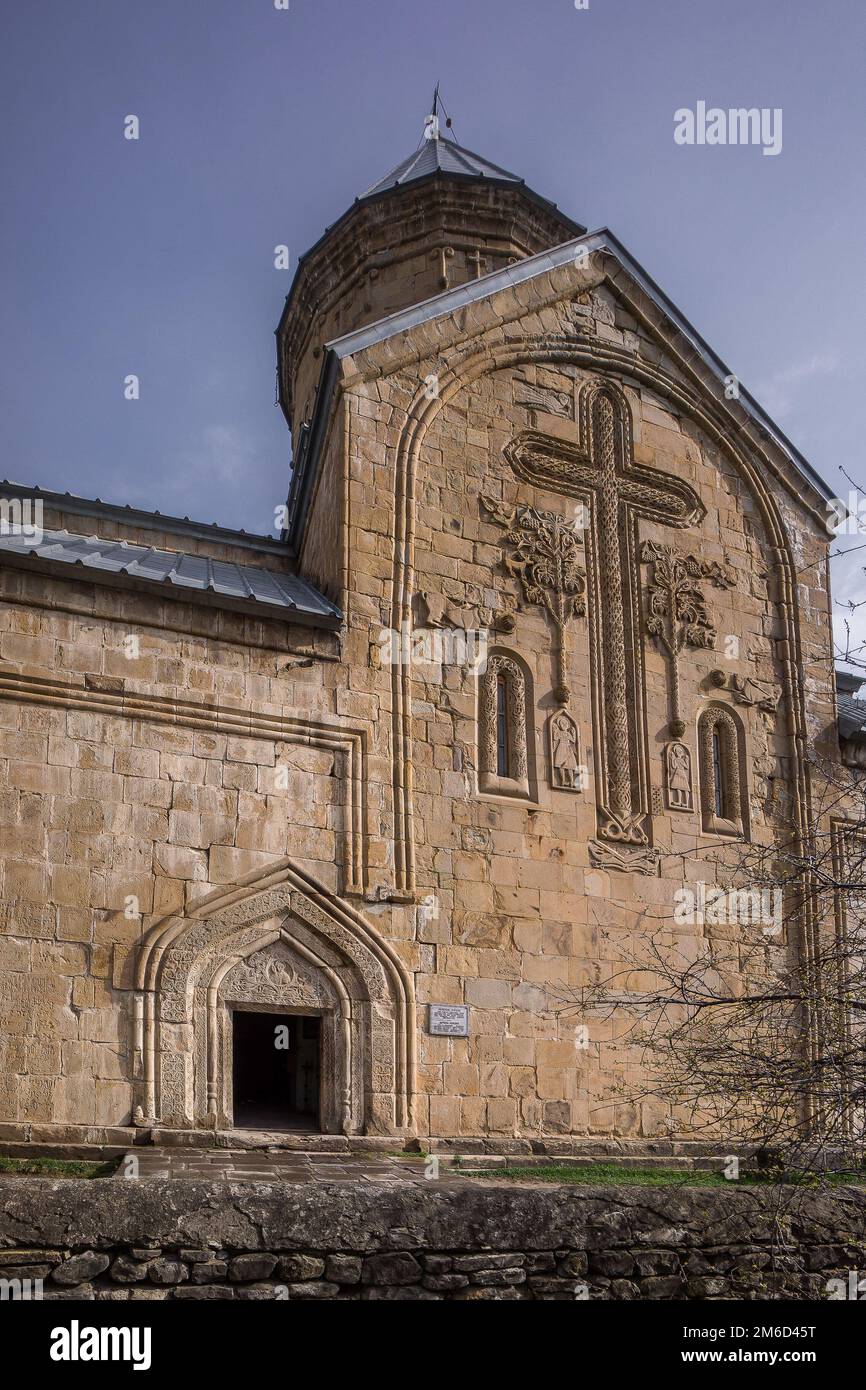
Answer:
[
  {"left": 503, "top": 381, "right": 705, "bottom": 850},
  {"left": 431, "top": 245, "right": 455, "bottom": 289},
  {"left": 467, "top": 248, "right": 488, "bottom": 279}
]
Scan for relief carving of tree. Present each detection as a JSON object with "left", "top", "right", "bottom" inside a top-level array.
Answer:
[
  {"left": 483, "top": 499, "right": 586, "bottom": 704},
  {"left": 641, "top": 541, "right": 735, "bottom": 735}
]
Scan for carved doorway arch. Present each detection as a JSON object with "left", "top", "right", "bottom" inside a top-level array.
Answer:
[
  {"left": 133, "top": 862, "right": 415, "bottom": 1136},
  {"left": 210, "top": 927, "right": 351, "bottom": 1133}
]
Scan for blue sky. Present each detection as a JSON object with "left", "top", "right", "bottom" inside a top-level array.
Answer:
[{"left": 2, "top": 0, "right": 865, "bottom": 657}]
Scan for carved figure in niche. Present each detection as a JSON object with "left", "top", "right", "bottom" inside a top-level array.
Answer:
[
  {"left": 549, "top": 709, "right": 583, "bottom": 791},
  {"left": 665, "top": 740, "right": 693, "bottom": 811}
]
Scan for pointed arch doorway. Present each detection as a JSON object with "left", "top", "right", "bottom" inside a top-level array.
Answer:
[{"left": 133, "top": 864, "right": 416, "bottom": 1137}]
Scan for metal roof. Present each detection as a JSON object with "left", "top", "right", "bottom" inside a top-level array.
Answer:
[
  {"left": 0, "top": 479, "right": 288, "bottom": 556},
  {"left": 837, "top": 691, "right": 866, "bottom": 741},
  {"left": 359, "top": 133, "right": 523, "bottom": 199},
  {"left": 0, "top": 527, "right": 341, "bottom": 627}
]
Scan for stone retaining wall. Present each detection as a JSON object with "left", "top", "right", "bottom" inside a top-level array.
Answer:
[{"left": 1, "top": 1180, "right": 864, "bottom": 1300}]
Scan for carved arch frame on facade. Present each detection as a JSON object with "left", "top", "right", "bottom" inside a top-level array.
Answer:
[
  {"left": 205, "top": 924, "right": 351, "bottom": 1134},
  {"left": 373, "top": 257, "right": 822, "bottom": 1115},
  {"left": 132, "top": 858, "right": 416, "bottom": 1136},
  {"left": 477, "top": 648, "right": 535, "bottom": 800},
  {"left": 385, "top": 319, "right": 811, "bottom": 900},
  {"left": 697, "top": 701, "right": 750, "bottom": 839}
]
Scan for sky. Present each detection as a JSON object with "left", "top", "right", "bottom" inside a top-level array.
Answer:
[{"left": 2, "top": 0, "right": 865, "bottom": 661}]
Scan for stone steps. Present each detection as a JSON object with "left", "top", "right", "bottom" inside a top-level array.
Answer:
[
  {"left": 419, "top": 1136, "right": 731, "bottom": 1157},
  {"left": 442, "top": 1153, "right": 726, "bottom": 1173},
  {"left": 0, "top": 1141, "right": 130, "bottom": 1163}
]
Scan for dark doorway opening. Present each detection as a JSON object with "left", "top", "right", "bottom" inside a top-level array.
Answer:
[{"left": 232, "top": 1010, "right": 321, "bottom": 1131}]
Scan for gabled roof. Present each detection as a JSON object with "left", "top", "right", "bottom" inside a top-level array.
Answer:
[
  {"left": 0, "top": 528, "right": 341, "bottom": 627},
  {"left": 359, "top": 134, "right": 523, "bottom": 199},
  {"left": 284, "top": 226, "right": 833, "bottom": 551}
]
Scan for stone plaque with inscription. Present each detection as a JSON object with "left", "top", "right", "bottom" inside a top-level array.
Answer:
[{"left": 428, "top": 1004, "right": 469, "bottom": 1037}]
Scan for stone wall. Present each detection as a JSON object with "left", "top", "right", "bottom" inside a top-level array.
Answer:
[
  {"left": 0, "top": 561, "right": 356, "bottom": 1132},
  {"left": 338, "top": 255, "right": 838, "bottom": 1141},
  {"left": 1, "top": 1179, "right": 864, "bottom": 1300},
  {"left": 0, "top": 179, "right": 846, "bottom": 1147}
]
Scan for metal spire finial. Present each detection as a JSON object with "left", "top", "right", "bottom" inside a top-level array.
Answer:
[{"left": 424, "top": 83, "right": 441, "bottom": 141}]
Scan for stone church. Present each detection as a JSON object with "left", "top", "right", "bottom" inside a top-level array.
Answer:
[{"left": 0, "top": 111, "right": 845, "bottom": 1149}]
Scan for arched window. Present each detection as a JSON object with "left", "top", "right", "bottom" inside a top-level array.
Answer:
[
  {"left": 711, "top": 729, "right": 724, "bottom": 817},
  {"left": 698, "top": 704, "right": 747, "bottom": 837},
  {"left": 479, "top": 653, "right": 532, "bottom": 798},
  {"left": 495, "top": 674, "right": 510, "bottom": 777}
]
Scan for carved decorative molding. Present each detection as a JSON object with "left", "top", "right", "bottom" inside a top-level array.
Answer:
[
  {"left": 467, "top": 247, "right": 488, "bottom": 279},
  {"left": 709, "top": 668, "right": 782, "bottom": 713},
  {"left": 225, "top": 945, "right": 308, "bottom": 1001},
  {"left": 383, "top": 331, "right": 814, "bottom": 1064},
  {"left": 384, "top": 334, "right": 814, "bottom": 910},
  {"left": 698, "top": 704, "right": 747, "bottom": 837},
  {"left": 514, "top": 380, "right": 574, "bottom": 419},
  {"left": 481, "top": 499, "right": 585, "bottom": 705},
  {"left": 503, "top": 379, "right": 705, "bottom": 848},
  {"left": 641, "top": 542, "right": 735, "bottom": 736},
  {"left": 589, "top": 839, "right": 660, "bottom": 875},
  {"left": 133, "top": 864, "right": 417, "bottom": 1134},
  {"left": 478, "top": 653, "right": 531, "bottom": 797},
  {"left": 432, "top": 245, "right": 455, "bottom": 289}
]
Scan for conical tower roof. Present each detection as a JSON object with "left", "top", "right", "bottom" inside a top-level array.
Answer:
[
  {"left": 360, "top": 117, "right": 523, "bottom": 199},
  {"left": 355, "top": 108, "right": 581, "bottom": 232}
]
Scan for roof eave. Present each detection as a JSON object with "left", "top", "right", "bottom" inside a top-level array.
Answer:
[
  {"left": 354, "top": 168, "right": 585, "bottom": 236},
  {"left": 0, "top": 549, "right": 342, "bottom": 631},
  {"left": 0, "top": 480, "right": 293, "bottom": 558}
]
